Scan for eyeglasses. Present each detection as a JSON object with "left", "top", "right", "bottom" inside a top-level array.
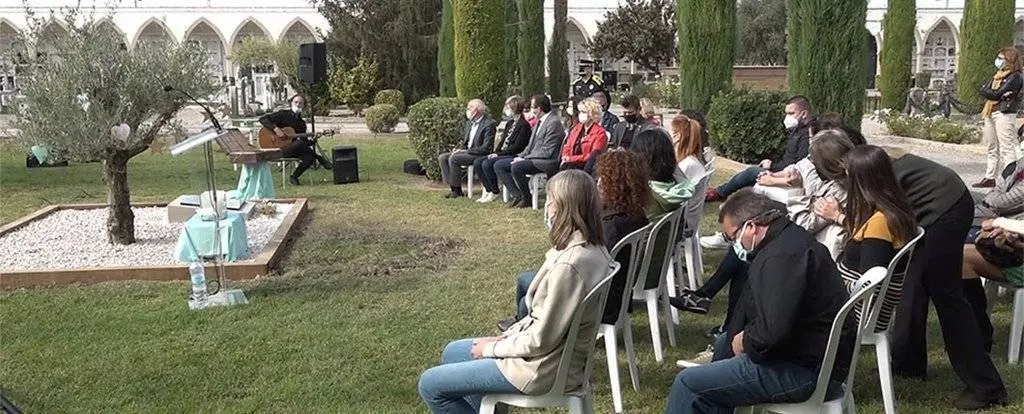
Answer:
[{"left": 722, "top": 224, "right": 744, "bottom": 244}]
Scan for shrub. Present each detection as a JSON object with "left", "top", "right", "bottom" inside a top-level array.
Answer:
[
  {"left": 407, "top": 97, "right": 465, "bottom": 180},
  {"left": 374, "top": 89, "right": 406, "bottom": 114},
  {"left": 707, "top": 88, "right": 789, "bottom": 164},
  {"left": 872, "top": 109, "right": 980, "bottom": 144},
  {"left": 364, "top": 104, "right": 401, "bottom": 135},
  {"left": 678, "top": 0, "right": 737, "bottom": 112}
]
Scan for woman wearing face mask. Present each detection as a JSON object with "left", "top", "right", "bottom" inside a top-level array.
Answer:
[
  {"left": 475, "top": 96, "right": 534, "bottom": 203},
  {"left": 974, "top": 47, "right": 1023, "bottom": 188},
  {"left": 418, "top": 170, "right": 611, "bottom": 414},
  {"left": 559, "top": 98, "right": 609, "bottom": 172}
]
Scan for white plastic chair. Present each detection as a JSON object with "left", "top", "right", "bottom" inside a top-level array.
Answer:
[
  {"left": 600, "top": 225, "right": 651, "bottom": 414},
  {"left": 737, "top": 267, "right": 889, "bottom": 414},
  {"left": 668, "top": 168, "right": 714, "bottom": 323},
  {"left": 479, "top": 262, "right": 622, "bottom": 414},
  {"left": 702, "top": 147, "right": 715, "bottom": 171},
  {"left": 983, "top": 278, "right": 1024, "bottom": 364},
  {"left": 529, "top": 174, "right": 547, "bottom": 210},
  {"left": 633, "top": 208, "right": 684, "bottom": 362},
  {"left": 464, "top": 165, "right": 475, "bottom": 198},
  {"left": 859, "top": 227, "right": 925, "bottom": 414}
]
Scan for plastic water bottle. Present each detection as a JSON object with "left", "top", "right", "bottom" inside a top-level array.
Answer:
[{"left": 188, "top": 261, "right": 208, "bottom": 310}]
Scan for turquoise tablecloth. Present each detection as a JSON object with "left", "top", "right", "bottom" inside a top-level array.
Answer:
[
  {"left": 175, "top": 212, "right": 249, "bottom": 263},
  {"left": 30, "top": 145, "right": 49, "bottom": 164},
  {"left": 235, "top": 162, "right": 275, "bottom": 201}
]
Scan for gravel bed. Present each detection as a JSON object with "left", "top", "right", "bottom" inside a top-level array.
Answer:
[{"left": 0, "top": 203, "right": 293, "bottom": 272}]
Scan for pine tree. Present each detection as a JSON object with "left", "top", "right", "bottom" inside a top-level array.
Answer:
[
  {"left": 677, "top": 0, "right": 736, "bottom": 112},
  {"left": 517, "top": 0, "right": 545, "bottom": 96},
  {"left": 548, "top": 0, "right": 569, "bottom": 102},
  {"left": 787, "top": 0, "right": 868, "bottom": 130},
  {"left": 504, "top": 0, "right": 519, "bottom": 88},
  {"left": 957, "top": 0, "right": 1015, "bottom": 106},
  {"left": 879, "top": 0, "right": 915, "bottom": 109},
  {"left": 438, "top": 0, "right": 456, "bottom": 97},
  {"left": 453, "top": 0, "right": 506, "bottom": 110}
]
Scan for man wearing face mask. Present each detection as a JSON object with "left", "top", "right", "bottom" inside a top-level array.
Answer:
[
  {"left": 438, "top": 99, "right": 497, "bottom": 198},
  {"left": 259, "top": 94, "right": 330, "bottom": 186},
  {"left": 666, "top": 189, "right": 855, "bottom": 414},
  {"left": 609, "top": 93, "right": 652, "bottom": 149},
  {"left": 705, "top": 96, "right": 815, "bottom": 203}
]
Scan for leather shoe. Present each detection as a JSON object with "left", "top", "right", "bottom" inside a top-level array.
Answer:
[
  {"left": 972, "top": 178, "right": 996, "bottom": 188},
  {"left": 444, "top": 191, "right": 464, "bottom": 199},
  {"left": 512, "top": 199, "right": 531, "bottom": 209},
  {"left": 953, "top": 389, "right": 1007, "bottom": 411},
  {"left": 506, "top": 197, "right": 522, "bottom": 208}
]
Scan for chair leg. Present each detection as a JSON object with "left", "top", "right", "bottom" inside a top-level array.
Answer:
[
  {"left": 603, "top": 326, "right": 623, "bottom": 414},
  {"left": 478, "top": 397, "right": 497, "bottom": 414},
  {"left": 645, "top": 289, "right": 664, "bottom": 362},
  {"left": 502, "top": 186, "right": 509, "bottom": 203},
  {"left": 875, "top": 334, "right": 896, "bottom": 414},
  {"left": 567, "top": 396, "right": 586, "bottom": 414},
  {"left": 1009, "top": 289, "right": 1024, "bottom": 364},
  {"left": 983, "top": 279, "right": 999, "bottom": 315},
  {"left": 622, "top": 319, "right": 640, "bottom": 391},
  {"left": 685, "top": 237, "right": 701, "bottom": 291},
  {"left": 666, "top": 259, "right": 680, "bottom": 324},
  {"left": 662, "top": 284, "right": 677, "bottom": 347},
  {"left": 467, "top": 166, "right": 474, "bottom": 199}
]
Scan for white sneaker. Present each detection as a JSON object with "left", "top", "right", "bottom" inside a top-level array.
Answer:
[
  {"left": 700, "top": 232, "right": 729, "bottom": 249},
  {"left": 477, "top": 192, "right": 498, "bottom": 203},
  {"left": 676, "top": 344, "right": 715, "bottom": 368}
]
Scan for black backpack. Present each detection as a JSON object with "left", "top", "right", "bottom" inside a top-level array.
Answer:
[{"left": 403, "top": 159, "right": 426, "bottom": 176}]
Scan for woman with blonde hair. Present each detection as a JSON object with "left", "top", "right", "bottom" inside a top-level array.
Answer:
[
  {"left": 560, "top": 97, "right": 609, "bottom": 172},
  {"left": 670, "top": 113, "right": 708, "bottom": 182},
  {"left": 974, "top": 46, "right": 1023, "bottom": 188},
  {"left": 419, "top": 170, "right": 611, "bottom": 414},
  {"left": 640, "top": 97, "right": 661, "bottom": 126}
]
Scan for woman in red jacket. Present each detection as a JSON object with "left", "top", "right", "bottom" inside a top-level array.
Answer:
[{"left": 560, "top": 97, "right": 609, "bottom": 173}]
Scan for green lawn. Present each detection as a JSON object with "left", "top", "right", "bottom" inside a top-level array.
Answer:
[{"left": 0, "top": 135, "right": 1021, "bottom": 413}]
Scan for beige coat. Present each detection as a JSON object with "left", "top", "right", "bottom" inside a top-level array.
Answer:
[{"left": 482, "top": 232, "right": 611, "bottom": 395}]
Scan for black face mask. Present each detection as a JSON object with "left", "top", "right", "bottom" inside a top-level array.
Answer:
[{"left": 623, "top": 113, "right": 639, "bottom": 123}]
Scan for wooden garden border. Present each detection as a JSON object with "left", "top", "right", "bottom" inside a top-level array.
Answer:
[{"left": 0, "top": 199, "right": 308, "bottom": 289}]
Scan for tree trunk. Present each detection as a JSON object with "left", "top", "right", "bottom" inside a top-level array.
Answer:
[{"left": 104, "top": 153, "right": 135, "bottom": 245}]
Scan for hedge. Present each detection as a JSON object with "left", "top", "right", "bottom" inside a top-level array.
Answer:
[
  {"left": 677, "top": 0, "right": 736, "bottom": 112},
  {"left": 956, "top": 0, "right": 1015, "bottom": 106},
  {"left": 517, "top": 0, "right": 545, "bottom": 96},
  {"left": 453, "top": 0, "right": 506, "bottom": 111},
  {"left": 408, "top": 97, "right": 465, "bottom": 180},
  {"left": 438, "top": 0, "right": 456, "bottom": 97},
  {"left": 374, "top": 89, "right": 406, "bottom": 114},
  {"left": 878, "top": 0, "right": 915, "bottom": 109},
  {"left": 364, "top": 104, "right": 400, "bottom": 134},
  {"left": 787, "top": 0, "right": 868, "bottom": 130},
  {"left": 707, "top": 88, "right": 789, "bottom": 164},
  {"left": 547, "top": 0, "right": 569, "bottom": 103}
]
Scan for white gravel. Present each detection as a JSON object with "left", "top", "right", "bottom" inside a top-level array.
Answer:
[{"left": 0, "top": 203, "right": 293, "bottom": 272}]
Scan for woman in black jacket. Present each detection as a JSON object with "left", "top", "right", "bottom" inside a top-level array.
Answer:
[
  {"left": 475, "top": 96, "right": 532, "bottom": 203},
  {"left": 974, "top": 47, "right": 1023, "bottom": 188}
]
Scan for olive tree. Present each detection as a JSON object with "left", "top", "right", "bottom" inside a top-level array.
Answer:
[{"left": 13, "top": 12, "right": 217, "bottom": 244}]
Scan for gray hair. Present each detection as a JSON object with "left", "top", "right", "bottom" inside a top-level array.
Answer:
[
  {"left": 718, "top": 188, "right": 786, "bottom": 225},
  {"left": 468, "top": 98, "right": 487, "bottom": 114}
]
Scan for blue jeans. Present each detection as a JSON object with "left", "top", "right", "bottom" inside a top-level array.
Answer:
[
  {"left": 715, "top": 166, "right": 765, "bottom": 197},
  {"left": 515, "top": 271, "right": 537, "bottom": 319},
  {"left": 475, "top": 155, "right": 513, "bottom": 195},
  {"left": 418, "top": 338, "right": 521, "bottom": 414},
  {"left": 666, "top": 333, "right": 819, "bottom": 414}
]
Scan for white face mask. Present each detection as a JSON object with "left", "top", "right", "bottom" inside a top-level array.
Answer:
[
  {"left": 578, "top": 113, "right": 589, "bottom": 124},
  {"left": 291, "top": 105, "right": 302, "bottom": 114},
  {"left": 566, "top": 106, "right": 574, "bottom": 116},
  {"left": 995, "top": 58, "right": 1006, "bottom": 70},
  {"left": 465, "top": 110, "right": 475, "bottom": 120},
  {"left": 503, "top": 107, "right": 514, "bottom": 118},
  {"left": 731, "top": 222, "right": 753, "bottom": 262},
  {"left": 783, "top": 114, "right": 800, "bottom": 130}
]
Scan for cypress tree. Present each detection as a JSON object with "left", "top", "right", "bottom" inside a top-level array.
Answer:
[
  {"left": 957, "top": 0, "right": 1015, "bottom": 106},
  {"left": 548, "top": 0, "right": 569, "bottom": 103},
  {"left": 438, "top": 0, "right": 456, "bottom": 97},
  {"left": 504, "top": 0, "right": 519, "bottom": 88},
  {"left": 453, "top": 0, "right": 506, "bottom": 110},
  {"left": 517, "top": 0, "right": 545, "bottom": 96},
  {"left": 787, "top": 0, "right": 868, "bottom": 130},
  {"left": 677, "top": 0, "right": 736, "bottom": 112},
  {"left": 878, "top": 0, "right": 915, "bottom": 109}
]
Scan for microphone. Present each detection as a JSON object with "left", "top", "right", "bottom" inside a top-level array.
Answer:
[{"left": 164, "top": 85, "right": 222, "bottom": 131}]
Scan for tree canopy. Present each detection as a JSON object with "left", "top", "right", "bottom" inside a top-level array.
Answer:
[
  {"left": 589, "top": 0, "right": 676, "bottom": 75},
  {"left": 735, "top": 0, "right": 787, "bottom": 66}
]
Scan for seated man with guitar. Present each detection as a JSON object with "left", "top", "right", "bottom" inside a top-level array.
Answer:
[{"left": 259, "top": 94, "right": 331, "bottom": 185}]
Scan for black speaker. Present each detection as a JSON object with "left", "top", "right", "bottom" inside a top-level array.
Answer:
[
  {"left": 299, "top": 43, "right": 328, "bottom": 85},
  {"left": 332, "top": 145, "right": 359, "bottom": 184}
]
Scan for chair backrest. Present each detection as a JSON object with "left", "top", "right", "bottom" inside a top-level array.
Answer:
[
  {"left": 806, "top": 266, "right": 888, "bottom": 406},
  {"left": 606, "top": 224, "right": 653, "bottom": 326},
  {"left": 682, "top": 168, "right": 715, "bottom": 236},
  {"left": 864, "top": 226, "right": 926, "bottom": 333},
  {"left": 638, "top": 208, "right": 684, "bottom": 290},
  {"left": 548, "top": 261, "right": 621, "bottom": 395}
]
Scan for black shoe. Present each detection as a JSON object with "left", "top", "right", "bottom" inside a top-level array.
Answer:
[
  {"left": 318, "top": 156, "right": 332, "bottom": 170},
  {"left": 288, "top": 176, "right": 301, "bottom": 186},
  {"left": 669, "top": 290, "right": 711, "bottom": 314},
  {"left": 444, "top": 191, "right": 464, "bottom": 199},
  {"left": 704, "top": 325, "right": 724, "bottom": 339},
  {"left": 497, "top": 317, "right": 518, "bottom": 332},
  {"left": 893, "top": 368, "right": 928, "bottom": 381},
  {"left": 512, "top": 199, "right": 531, "bottom": 209},
  {"left": 506, "top": 197, "right": 522, "bottom": 208},
  {"left": 954, "top": 389, "right": 1007, "bottom": 411}
]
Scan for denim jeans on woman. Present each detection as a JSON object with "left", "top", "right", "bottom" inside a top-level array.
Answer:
[
  {"left": 715, "top": 166, "right": 765, "bottom": 198},
  {"left": 418, "top": 338, "right": 520, "bottom": 413}
]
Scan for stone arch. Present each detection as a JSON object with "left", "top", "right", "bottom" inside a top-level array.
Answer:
[
  {"left": 0, "top": 18, "right": 22, "bottom": 51},
  {"left": 92, "top": 17, "right": 127, "bottom": 49},
  {"left": 1014, "top": 17, "right": 1024, "bottom": 51},
  {"left": 279, "top": 17, "right": 317, "bottom": 44},
  {"left": 184, "top": 18, "right": 228, "bottom": 81},
  {"left": 921, "top": 17, "right": 959, "bottom": 87},
  {"left": 566, "top": 18, "right": 591, "bottom": 74},
  {"left": 37, "top": 18, "right": 71, "bottom": 59},
  {"left": 229, "top": 17, "right": 273, "bottom": 52},
  {"left": 133, "top": 17, "right": 176, "bottom": 47}
]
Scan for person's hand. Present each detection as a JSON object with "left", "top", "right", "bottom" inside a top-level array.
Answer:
[
  {"left": 759, "top": 159, "right": 772, "bottom": 169},
  {"left": 471, "top": 337, "right": 500, "bottom": 359},
  {"left": 273, "top": 127, "right": 285, "bottom": 139},
  {"left": 488, "top": 153, "right": 498, "bottom": 159},
  {"left": 814, "top": 197, "right": 843, "bottom": 222},
  {"left": 757, "top": 174, "right": 786, "bottom": 187},
  {"left": 982, "top": 218, "right": 996, "bottom": 231},
  {"left": 731, "top": 331, "right": 745, "bottom": 355}
]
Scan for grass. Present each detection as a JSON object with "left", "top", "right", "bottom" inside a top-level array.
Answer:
[{"left": 0, "top": 134, "right": 1022, "bottom": 413}]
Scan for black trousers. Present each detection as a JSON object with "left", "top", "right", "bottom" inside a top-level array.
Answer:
[
  {"left": 890, "top": 191, "right": 1006, "bottom": 400},
  {"left": 695, "top": 248, "right": 749, "bottom": 329},
  {"left": 282, "top": 139, "right": 318, "bottom": 178}
]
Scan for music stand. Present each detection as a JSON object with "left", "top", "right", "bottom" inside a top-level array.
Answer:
[{"left": 170, "top": 127, "right": 249, "bottom": 308}]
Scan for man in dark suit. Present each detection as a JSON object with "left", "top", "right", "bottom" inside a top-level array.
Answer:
[
  {"left": 496, "top": 94, "right": 565, "bottom": 208},
  {"left": 259, "top": 94, "right": 330, "bottom": 186},
  {"left": 438, "top": 99, "right": 497, "bottom": 198}
]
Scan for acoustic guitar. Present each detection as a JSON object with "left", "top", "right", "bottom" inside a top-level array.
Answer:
[{"left": 258, "top": 126, "right": 336, "bottom": 149}]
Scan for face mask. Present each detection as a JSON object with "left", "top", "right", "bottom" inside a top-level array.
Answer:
[
  {"left": 566, "top": 106, "right": 575, "bottom": 116},
  {"left": 466, "top": 110, "right": 474, "bottom": 120},
  {"left": 291, "top": 105, "right": 302, "bottom": 114},
  {"left": 578, "top": 113, "right": 589, "bottom": 124},
  {"left": 783, "top": 114, "right": 799, "bottom": 130},
  {"left": 623, "top": 113, "right": 639, "bottom": 123},
  {"left": 503, "top": 107, "right": 514, "bottom": 118},
  {"left": 731, "top": 222, "right": 752, "bottom": 262},
  {"left": 995, "top": 58, "right": 1006, "bottom": 70}
]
